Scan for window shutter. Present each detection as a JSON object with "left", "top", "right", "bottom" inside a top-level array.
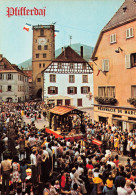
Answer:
[
  {"left": 67, "top": 87, "right": 70, "bottom": 94},
  {"left": 126, "top": 29, "right": 129, "bottom": 38},
  {"left": 105, "top": 60, "right": 109, "bottom": 71},
  {"left": 125, "top": 54, "right": 131, "bottom": 69},
  {"left": 48, "top": 87, "right": 50, "bottom": 94},
  {"left": 113, "top": 34, "right": 116, "bottom": 42},
  {"left": 102, "top": 60, "right": 105, "bottom": 71},
  {"left": 56, "top": 87, "right": 58, "bottom": 94},
  {"left": 130, "top": 28, "right": 133, "bottom": 37},
  {"left": 110, "top": 35, "right": 112, "bottom": 43},
  {"left": 132, "top": 86, "right": 136, "bottom": 98},
  {"left": 81, "top": 87, "right": 83, "bottom": 94},
  {"left": 6, "top": 74, "right": 7, "bottom": 80},
  {"left": 75, "top": 87, "right": 77, "bottom": 94},
  {"left": 102, "top": 60, "right": 109, "bottom": 71},
  {"left": 12, "top": 75, "right": 13, "bottom": 80},
  {"left": 88, "top": 87, "right": 90, "bottom": 92}
]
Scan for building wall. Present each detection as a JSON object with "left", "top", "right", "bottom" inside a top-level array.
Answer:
[
  {"left": 94, "top": 20, "right": 136, "bottom": 107},
  {"left": 32, "top": 25, "right": 55, "bottom": 97},
  {"left": 0, "top": 73, "right": 29, "bottom": 102},
  {"left": 44, "top": 73, "right": 93, "bottom": 108},
  {"left": 93, "top": 20, "right": 136, "bottom": 129}
]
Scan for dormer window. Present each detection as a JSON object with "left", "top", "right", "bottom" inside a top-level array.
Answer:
[{"left": 123, "top": 6, "right": 127, "bottom": 13}]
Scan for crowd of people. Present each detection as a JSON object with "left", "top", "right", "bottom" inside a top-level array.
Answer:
[{"left": 0, "top": 102, "right": 135, "bottom": 195}]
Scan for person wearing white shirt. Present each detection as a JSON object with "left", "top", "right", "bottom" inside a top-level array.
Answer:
[
  {"left": 30, "top": 150, "right": 37, "bottom": 185},
  {"left": 112, "top": 124, "right": 117, "bottom": 131},
  {"left": 117, "top": 179, "right": 127, "bottom": 195},
  {"left": 28, "top": 134, "right": 36, "bottom": 147},
  {"left": 117, "top": 187, "right": 127, "bottom": 195},
  {"left": 42, "top": 146, "right": 49, "bottom": 159}
]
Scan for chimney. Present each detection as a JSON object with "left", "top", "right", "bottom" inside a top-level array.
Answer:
[
  {"left": 62, "top": 47, "right": 63, "bottom": 52},
  {"left": 80, "top": 46, "right": 83, "bottom": 58},
  {"left": 0, "top": 54, "right": 3, "bottom": 61},
  {"left": 64, "top": 47, "right": 66, "bottom": 58}
]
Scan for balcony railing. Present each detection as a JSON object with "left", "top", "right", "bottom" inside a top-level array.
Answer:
[{"left": 95, "top": 96, "right": 117, "bottom": 105}]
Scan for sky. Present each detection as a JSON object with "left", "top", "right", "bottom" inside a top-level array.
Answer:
[{"left": 0, "top": 0, "right": 124, "bottom": 64}]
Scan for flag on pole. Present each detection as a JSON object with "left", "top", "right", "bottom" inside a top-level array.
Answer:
[
  {"left": 54, "top": 30, "right": 59, "bottom": 37},
  {"left": 97, "top": 69, "right": 101, "bottom": 76},
  {"left": 23, "top": 23, "right": 31, "bottom": 32}
]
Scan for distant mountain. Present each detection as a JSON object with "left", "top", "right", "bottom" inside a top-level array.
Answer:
[
  {"left": 18, "top": 43, "right": 93, "bottom": 70},
  {"left": 18, "top": 58, "right": 32, "bottom": 70}
]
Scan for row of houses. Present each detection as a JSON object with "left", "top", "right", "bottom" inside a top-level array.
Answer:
[
  {"left": 0, "top": 46, "right": 93, "bottom": 107},
  {"left": 1, "top": 0, "right": 136, "bottom": 130}
]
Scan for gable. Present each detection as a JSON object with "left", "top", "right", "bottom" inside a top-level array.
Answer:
[
  {"left": 54, "top": 46, "right": 87, "bottom": 63},
  {"left": 44, "top": 61, "right": 93, "bottom": 74}
]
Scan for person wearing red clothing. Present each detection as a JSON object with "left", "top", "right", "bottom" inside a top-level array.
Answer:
[
  {"left": 113, "top": 155, "right": 119, "bottom": 167},
  {"left": 61, "top": 171, "right": 66, "bottom": 188},
  {"left": 86, "top": 160, "right": 94, "bottom": 170}
]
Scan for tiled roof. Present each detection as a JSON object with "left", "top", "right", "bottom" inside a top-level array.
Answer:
[
  {"left": 23, "top": 70, "right": 32, "bottom": 77},
  {"left": 12, "top": 64, "right": 27, "bottom": 76},
  {"left": 0, "top": 56, "right": 27, "bottom": 76},
  {"left": 53, "top": 46, "right": 87, "bottom": 63},
  {"left": 103, "top": 0, "right": 136, "bottom": 32},
  {"left": 49, "top": 105, "right": 82, "bottom": 115}
]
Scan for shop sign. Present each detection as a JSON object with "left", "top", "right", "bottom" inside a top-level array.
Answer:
[{"left": 97, "top": 106, "right": 136, "bottom": 116}]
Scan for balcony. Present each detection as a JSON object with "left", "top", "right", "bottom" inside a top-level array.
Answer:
[{"left": 95, "top": 96, "right": 117, "bottom": 105}]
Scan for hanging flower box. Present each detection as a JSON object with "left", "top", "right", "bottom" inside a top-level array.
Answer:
[
  {"left": 95, "top": 96, "right": 117, "bottom": 105},
  {"left": 127, "top": 98, "right": 136, "bottom": 107}
]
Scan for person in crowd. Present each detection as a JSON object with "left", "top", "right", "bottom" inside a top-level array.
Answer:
[
  {"left": 20, "top": 159, "right": 27, "bottom": 193},
  {"left": 12, "top": 156, "right": 20, "bottom": 193},
  {"left": 1, "top": 154, "right": 12, "bottom": 195},
  {"left": 0, "top": 101, "right": 136, "bottom": 195},
  {"left": 103, "top": 175, "right": 117, "bottom": 195},
  {"left": 30, "top": 150, "right": 37, "bottom": 185}
]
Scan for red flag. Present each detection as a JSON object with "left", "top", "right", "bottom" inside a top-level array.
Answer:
[{"left": 97, "top": 69, "right": 100, "bottom": 76}]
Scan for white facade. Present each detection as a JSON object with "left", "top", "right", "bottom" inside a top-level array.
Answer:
[
  {"left": 43, "top": 72, "right": 93, "bottom": 108},
  {"left": 0, "top": 72, "right": 29, "bottom": 102}
]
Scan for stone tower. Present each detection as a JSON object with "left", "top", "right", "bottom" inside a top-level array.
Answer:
[{"left": 32, "top": 25, "right": 55, "bottom": 99}]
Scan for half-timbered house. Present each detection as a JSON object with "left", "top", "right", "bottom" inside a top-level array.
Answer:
[{"left": 43, "top": 46, "right": 93, "bottom": 108}]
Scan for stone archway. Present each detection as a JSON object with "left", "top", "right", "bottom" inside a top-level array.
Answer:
[{"left": 36, "top": 88, "right": 42, "bottom": 99}]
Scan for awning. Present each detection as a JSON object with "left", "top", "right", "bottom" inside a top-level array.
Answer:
[
  {"left": 49, "top": 105, "right": 83, "bottom": 116},
  {"left": 112, "top": 118, "right": 136, "bottom": 124},
  {"left": 49, "top": 105, "right": 76, "bottom": 115}
]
